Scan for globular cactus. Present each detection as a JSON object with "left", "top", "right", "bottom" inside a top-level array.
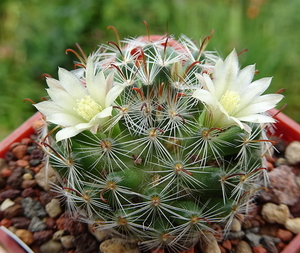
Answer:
[{"left": 34, "top": 26, "right": 283, "bottom": 252}]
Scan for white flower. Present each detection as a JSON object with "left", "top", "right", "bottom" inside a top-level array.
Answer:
[
  {"left": 192, "top": 49, "right": 283, "bottom": 130},
  {"left": 34, "top": 56, "right": 124, "bottom": 141}
]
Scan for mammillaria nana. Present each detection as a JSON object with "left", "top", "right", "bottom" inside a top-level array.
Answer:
[{"left": 34, "top": 26, "right": 283, "bottom": 252}]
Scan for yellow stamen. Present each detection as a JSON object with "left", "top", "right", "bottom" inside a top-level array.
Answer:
[
  {"left": 75, "top": 95, "right": 102, "bottom": 121},
  {"left": 220, "top": 90, "right": 241, "bottom": 115}
]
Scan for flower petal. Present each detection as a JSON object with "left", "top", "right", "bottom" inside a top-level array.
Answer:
[
  {"left": 192, "top": 89, "right": 217, "bottom": 109},
  {"left": 58, "top": 67, "right": 88, "bottom": 99},
  {"left": 236, "top": 94, "right": 283, "bottom": 116},
  {"left": 105, "top": 84, "right": 124, "bottom": 108}
]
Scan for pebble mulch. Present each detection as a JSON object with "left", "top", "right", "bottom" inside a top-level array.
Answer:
[{"left": 1, "top": 130, "right": 300, "bottom": 253}]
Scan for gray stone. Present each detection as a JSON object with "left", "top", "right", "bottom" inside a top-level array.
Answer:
[
  {"left": 225, "top": 231, "right": 245, "bottom": 240},
  {"left": 245, "top": 232, "right": 261, "bottom": 247},
  {"left": 21, "top": 197, "right": 47, "bottom": 218},
  {"left": 28, "top": 216, "right": 47, "bottom": 232},
  {"left": 261, "top": 235, "right": 278, "bottom": 253}
]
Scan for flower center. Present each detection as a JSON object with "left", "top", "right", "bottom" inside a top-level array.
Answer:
[
  {"left": 219, "top": 90, "right": 241, "bottom": 115},
  {"left": 75, "top": 95, "right": 102, "bottom": 121}
]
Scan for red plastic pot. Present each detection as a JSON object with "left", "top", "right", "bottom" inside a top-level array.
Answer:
[{"left": 0, "top": 110, "right": 300, "bottom": 253}]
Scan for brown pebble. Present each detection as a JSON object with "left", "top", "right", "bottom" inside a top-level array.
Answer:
[
  {"left": 252, "top": 246, "right": 267, "bottom": 253},
  {"left": 33, "top": 230, "right": 54, "bottom": 245},
  {"left": 22, "top": 188, "right": 36, "bottom": 198},
  {"left": 276, "top": 228, "right": 293, "bottom": 242},
  {"left": 16, "top": 159, "right": 29, "bottom": 167},
  {"left": 276, "top": 241, "right": 287, "bottom": 252},
  {"left": 21, "top": 179, "right": 37, "bottom": 189},
  {"left": 219, "top": 245, "right": 226, "bottom": 253},
  {"left": 12, "top": 145, "right": 27, "bottom": 160},
  {"left": 15, "top": 229, "right": 34, "bottom": 245},
  {"left": 4, "top": 203, "right": 23, "bottom": 219},
  {"left": 230, "top": 238, "right": 240, "bottom": 246},
  {"left": 0, "top": 218, "right": 12, "bottom": 227},
  {"left": 222, "top": 239, "right": 232, "bottom": 250},
  {"left": 45, "top": 217, "right": 57, "bottom": 230},
  {"left": 1, "top": 167, "right": 13, "bottom": 178},
  {"left": 11, "top": 217, "right": 31, "bottom": 229}
]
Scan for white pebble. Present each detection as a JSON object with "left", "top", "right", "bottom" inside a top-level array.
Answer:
[
  {"left": 0, "top": 198, "right": 15, "bottom": 211},
  {"left": 285, "top": 218, "right": 300, "bottom": 234},
  {"left": 261, "top": 203, "right": 289, "bottom": 224}
]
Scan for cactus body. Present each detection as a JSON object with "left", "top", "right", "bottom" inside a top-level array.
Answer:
[{"left": 35, "top": 32, "right": 283, "bottom": 251}]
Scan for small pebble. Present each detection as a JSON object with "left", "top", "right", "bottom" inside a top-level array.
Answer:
[
  {"left": 284, "top": 217, "right": 300, "bottom": 234},
  {"left": 222, "top": 239, "right": 232, "bottom": 250},
  {"left": 23, "top": 172, "right": 33, "bottom": 180},
  {"left": 244, "top": 232, "right": 261, "bottom": 247},
  {"left": 21, "top": 197, "right": 47, "bottom": 218},
  {"left": 276, "top": 228, "right": 293, "bottom": 242},
  {"left": 234, "top": 240, "right": 252, "bottom": 253},
  {"left": 28, "top": 216, "right": 47, "bottom": 232},
  {"left": 16, "top": 159, "right": 29, "bottom": 167},
  {"left": 230, "top": 217, "right": 242, "bottom": 232},
  {"left": 0, "top": 167, "right": 13, "bottom": 178},
  {"left": 53, "top": 230, "right": 65, "bottom": 241},
  {"left": 61, "top": 235, "right": 75, "bottom": 249},
  {"left": 261, "top": 203, "right": 289, "bottom": 225},
  {"left": 15, "top": 229, "right": 34, "bottom": 245},
  {"left": 0, "top": 198, "right": 15, "bottom": 211},
  {"left": 33, "top": 230, "right": 54, "bottom": 245},
  {"left": 0, "top": 218, "right": 12, "bottom": 227},
  {"left": 4, "top": 203, "right": 23, "bottom": 219},
  {"left": 40, "top": 239, "right": 63, "bottom": 253},
  {"left": 252, "top": 246, "right": 267, "bottom": 253},
  {"left": 199, "top": 232, "right": 221, "bottom": 253},
  {"left": 260, "top": 236, "right": 278, "bottom": 253},
  {"left": 45, "top": 198, "right": 62, "bottom": 218},
  {"left": 285, "top": 141, "right": 300, "bottom": 164},
  {"left": 12, "top": 145, "right": 27, "bottom": 159},
  {"left": 100, "top": 238, "right": 140, "bottom": 253},
  {"left": 11, "top": 217, "right": 31, "bottom": 229}
]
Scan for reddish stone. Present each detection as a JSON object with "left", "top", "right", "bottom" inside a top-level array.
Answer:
[
  {"left": 0, "top": 218, "right": 12, "bottom": 227},
  {"left": 1, "top": 167, "right": 13, "bottom": 178},
  {"left": 218, "top": 245, "right": 226, "bottom": 253},
  {"left": 230, "top": 239, "right": 240, "bottom": 246},
  {"left": 11, "top": 145, "right": 27, "bottom": 160},
  {"left": 222, "top": 239, "right": 232, "bottom": 250},
  {"left": 22, "top": 188, "right": 36, "bottom": 198},
  {"left": 276, "top": 242, "right": 287, "bottom": 252},
  {"left": 276, "top": 228, "right": 293, "bottom": 242},
  {"left": 16, "top": 159, "right": 29, "bottom": 167},
  {"left": 45, "top": 217, "right": 57, "bottom": 230},
  {"left": 252, "top": 246, "right": 267, "bottom": 253},
  {"left": 21, "top": 138, "right": 32, "bottom": 145},
  {"left": 23, "top": 155, "right": 31, "bottom": 161}
]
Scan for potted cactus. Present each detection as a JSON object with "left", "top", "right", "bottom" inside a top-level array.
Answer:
[
  {"left": 29, "top": 28, "right": 286, "bottom": 253},
  {"left": 4, "top": 27, "right": 299, "bottom": 252}
]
